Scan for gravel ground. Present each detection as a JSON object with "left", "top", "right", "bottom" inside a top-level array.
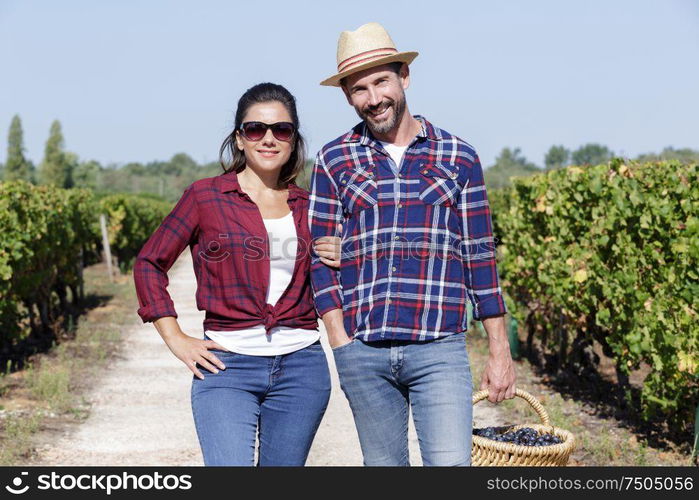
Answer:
[{"left": 30, "top": 251, "right": 503, "bottom": 466}]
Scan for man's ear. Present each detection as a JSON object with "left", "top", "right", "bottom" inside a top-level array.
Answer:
[
  {"left": 341, "top": 83, "right": 353, "bottom": 106},
  {"left": 399, "top": 63, "right": 411, "bottom": 91}
]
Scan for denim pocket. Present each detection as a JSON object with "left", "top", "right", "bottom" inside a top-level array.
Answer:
[
  {"left": 331, "top": 338, "right": 356, "bottom": 353},
  {"left": 208, "top": 348, "right": 235, "bottom": 355},
  {"left": 304, "top": 341, "right": 324, "bottom": 351},
  {"left": 438, "top": 332, "right": 466, "bottom": 343}
]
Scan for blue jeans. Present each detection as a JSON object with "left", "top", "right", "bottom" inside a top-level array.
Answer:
[
  {"left": 191, "top": 337, "right": 331, "bottom": 466},
  {"left": 332, "top": 331, "right": 473, "bottom": 466}
]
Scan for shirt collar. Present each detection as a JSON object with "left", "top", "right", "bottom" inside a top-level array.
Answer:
[
  {"left": 218, "top": 169, "right": 308, "bottom": 201},
  {"left": 342, "top": 115, "right": 442, "bottom": 146}
]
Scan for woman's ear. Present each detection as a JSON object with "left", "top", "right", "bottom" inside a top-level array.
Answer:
[{"left": 235, "top": 131, "right": 244, "bottom": 151}]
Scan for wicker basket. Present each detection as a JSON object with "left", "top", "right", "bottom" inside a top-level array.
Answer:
[{"left": 471, "top": 388, "right": 576, "bottom": 466}]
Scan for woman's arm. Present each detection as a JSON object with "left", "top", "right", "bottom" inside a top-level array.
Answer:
[
  {"left": 133, "top": 184, "right": 226, "bottom": 379},
  {"left": 133, "top": 184, "right": 199, "bottom": 322}
]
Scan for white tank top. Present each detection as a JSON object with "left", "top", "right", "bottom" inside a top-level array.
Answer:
[{"left": 204, "top": 211, "right": 320, "bottom": 355}]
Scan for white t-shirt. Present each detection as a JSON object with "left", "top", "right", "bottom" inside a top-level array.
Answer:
[
  {"left": 204, "top": 211, "right": 320, "bottom": 355},
  {"left": 379, "top": 140, "right": 408, "bottom": 170}
]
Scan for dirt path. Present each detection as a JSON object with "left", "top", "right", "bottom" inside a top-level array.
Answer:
[{"left": 30, "top": 251, "right": 503, "bottom": 466}]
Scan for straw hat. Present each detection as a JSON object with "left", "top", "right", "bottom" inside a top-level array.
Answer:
[{"left": 320, "top": 22, "right": 419, "bottom": 87}]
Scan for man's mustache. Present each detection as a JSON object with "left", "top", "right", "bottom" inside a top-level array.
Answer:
[{"left": 363, "top": 100, "right": 394, "bottom": 116}]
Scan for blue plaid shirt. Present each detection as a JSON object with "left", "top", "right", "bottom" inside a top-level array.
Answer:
[{"left": 309, "top": 115, "right": 507, "bottom": 342}]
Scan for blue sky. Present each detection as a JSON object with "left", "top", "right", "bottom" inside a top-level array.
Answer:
[{"left": 1, "top": 0, "right": 698, "bottom": 169}]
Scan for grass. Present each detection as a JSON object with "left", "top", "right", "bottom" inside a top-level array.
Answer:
[
  {"left": 25, "top": 363, "right": 72, "bottom": 412},
  {"left": 466, "top": 317, "right": 693, "bottom": 466},
  {"left": 0, "top": 412, "right": 42, "bottom": 464},
  {"left": 0, "top": 262, "right": 136, "bottom": 465}
]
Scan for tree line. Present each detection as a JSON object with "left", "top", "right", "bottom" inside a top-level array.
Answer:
[
  {"left": 2, "top": 114, "right": 698, "bottom": 198},
  {"left": 484, "top": 143, "right": 699, "bottom": 190},
  {"left": 0, "top": 115, "right": 221, "bottom": 202}
]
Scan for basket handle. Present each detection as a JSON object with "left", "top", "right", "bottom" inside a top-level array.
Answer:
[{"left": 472, "top": 388, "right": 550, "bottom": 426}]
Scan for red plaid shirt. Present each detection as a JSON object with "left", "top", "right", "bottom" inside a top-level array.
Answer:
[{"left": 133, "top": 170, "right": 319, "bottom": 334}]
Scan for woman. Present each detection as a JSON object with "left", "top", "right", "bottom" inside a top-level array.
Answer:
[{"left": 133, "top": 83, "right": 342, "bottom": 466}]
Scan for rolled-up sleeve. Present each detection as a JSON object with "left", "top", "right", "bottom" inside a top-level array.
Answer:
[
  {"left": 308, "top": 152, "right": 344, "bottom": 317},
  {"left": 134, "top": 184, "right": 199, "bottom": 323},
  {"left": 458, "top": 153, "right": 508, "bottom": 320}
]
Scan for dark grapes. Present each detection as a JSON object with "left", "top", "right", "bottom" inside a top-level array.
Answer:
[{"left": 473, "top": 426, "right": 563, "bottom": 446}]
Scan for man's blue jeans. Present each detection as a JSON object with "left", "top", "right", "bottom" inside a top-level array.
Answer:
[
  {"left": 191, "top": 338, "right": 331, "bottom": 466},
  {"left": 332, "top": 331, "right": 473, "bottom": 466}
]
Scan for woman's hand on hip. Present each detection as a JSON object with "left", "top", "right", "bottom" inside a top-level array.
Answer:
[{"left": 165, "top": 332, "right": 228, "bottom": 380}]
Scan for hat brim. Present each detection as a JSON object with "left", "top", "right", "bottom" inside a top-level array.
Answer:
[{"left": 320, "top": 51, "right": 419, "bottom": 87}]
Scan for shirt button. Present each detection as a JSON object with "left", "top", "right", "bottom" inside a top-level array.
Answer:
[
  {"left": 392, "top": 266, "right": 397, "bottom": 272},
  {"left": 341, "top": 179, "right": 347, "bottom": 184},
  {"left": 450, "top": 172, "right": 457, "bottom": 179},
  {"left": 421, "top": 169, "right": 428, "bottom": 175},
  {"left": 398, "top": 203, "right": 403, "bottom": 208},
  {"left": 394, "top": 236, "right": 400, "bottom": 240},
  {"left": 387, "top": 298, "right": 392, "bottom": 304}
]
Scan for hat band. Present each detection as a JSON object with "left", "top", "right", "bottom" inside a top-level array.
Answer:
[{"left": 337, "top": 47, "right": 398, "bottom": 73}]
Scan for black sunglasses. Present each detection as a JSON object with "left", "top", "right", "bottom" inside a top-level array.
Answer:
[{"left": 239, "top": 121, "right": 295, "bottom": 142}]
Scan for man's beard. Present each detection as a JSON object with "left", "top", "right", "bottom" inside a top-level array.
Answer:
[{"left": 355, "top": 92, "right": 407, "bottom": 136}]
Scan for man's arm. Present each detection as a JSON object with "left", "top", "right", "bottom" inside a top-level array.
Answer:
[
  {"left": 308, "top": 152, "right": 351, "bottom": 347},
  {"left": 458, "top": 154, "right": 508, "bottom": 321},
  {"left": 480, "top": 315, "right": 516, "bottom": 402},
  {"left": 458, "top": 153, "right": 515, "bottom": 402}
]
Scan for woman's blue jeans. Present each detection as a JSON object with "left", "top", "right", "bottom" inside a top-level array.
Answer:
[
  {"left": 191, "top": 336, "right": 331, "bottom": 466},
  {"left": 332, "top": 331, "right": 473, "bottom": 466}
]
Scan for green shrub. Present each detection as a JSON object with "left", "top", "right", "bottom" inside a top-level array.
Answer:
[{"left": 490, "top": 159, "right": 698, "bottom": 432}]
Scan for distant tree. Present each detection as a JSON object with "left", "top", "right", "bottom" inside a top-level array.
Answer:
[
  {"left": 484, "top": 147, "right": 541, "bottom": 190},
  {"left": 571, "top": 143, "right": 612, "bottom": 166},
  {"left": 73, "top": 159, "right": 102, "bottom": 189},
  {"left": 123, "top": 162, "right": 147, "bottom": 176},
  {"left": 25, "top": 159, "right": 37, "bottom": 184},
  {"left": 201, "top": 160, "right": 224, "bottom": 177},
  {"left": 635, "top": 146, "right": 699, "bottom": 164},
  {"left": 5, "top": 114, "right": 32, "bottom": 182},
  {"left": 544, "top": 145, "right": 570, "bottom": 171},
  {"left": 165, "top": 152, "right": 198, "bottom": 176},
  {"left": 39, "top": 120, "right": 73, "bottom": 187},
  {"left": 143, "top": 160, "right": 168, "bottom": 176},
  {"left": 63, "top": 152, "right": 78, "bottom": 188}
]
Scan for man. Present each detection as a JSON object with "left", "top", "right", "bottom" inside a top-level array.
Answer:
[{"left": 309, "top": 22, "right": 516, "bottom": 466}]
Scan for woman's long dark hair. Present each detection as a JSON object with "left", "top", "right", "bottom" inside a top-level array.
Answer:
[{"left": 219, "top": 83, "right": 307, "bottom": 188}]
